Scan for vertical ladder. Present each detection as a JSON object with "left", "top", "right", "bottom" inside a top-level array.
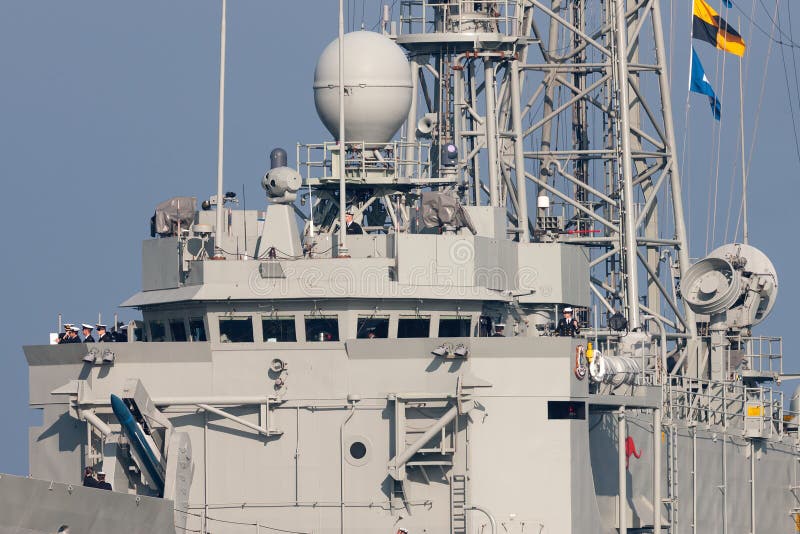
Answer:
[{"left": 450, "top": 474, "right": 467, "bottom": 534}]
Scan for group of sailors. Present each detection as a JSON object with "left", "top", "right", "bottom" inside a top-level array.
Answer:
[
  {"left": 57, "top": 323, "right": 116, "bottom": 344},
  {"left": 82, "top": 467, "right": 112, "bottom": 490}
]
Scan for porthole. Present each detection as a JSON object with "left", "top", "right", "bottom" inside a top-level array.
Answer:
[
  {"left": 345, "top": 435, "right": 372, "bottom": 466},
  {"left": 349, "top": 441, "right": 367, "bottom": 460}
]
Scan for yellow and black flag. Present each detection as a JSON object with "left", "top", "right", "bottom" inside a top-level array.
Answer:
[{"left": 693, "top": 0, "right": 746, "bottom": 57}]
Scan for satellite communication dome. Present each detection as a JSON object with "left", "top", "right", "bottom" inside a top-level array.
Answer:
[{"left": 313, "top": 31, "right": 412, "bottom": 144}]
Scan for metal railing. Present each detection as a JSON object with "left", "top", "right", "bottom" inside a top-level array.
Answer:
[
  {"left": 399, "top": 0, "right": 523, "bottom": 36},
  {"left": 739, "top": 335, "right": 783, "bottom": 375},
  {"left": 663, "top": 375, "right": 788, "bottom": 440},
  {"left": 297, "top": 141, "right": 432, "bottom": 183}
]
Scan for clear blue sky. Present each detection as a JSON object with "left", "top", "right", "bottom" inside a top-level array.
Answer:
[{"left": 1, "top": 1, "right": 798, "bottom": 475}]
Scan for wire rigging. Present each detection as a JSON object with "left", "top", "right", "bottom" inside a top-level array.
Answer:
[{"left": 780, "top": 1, "right": 800, "bottom": 166}]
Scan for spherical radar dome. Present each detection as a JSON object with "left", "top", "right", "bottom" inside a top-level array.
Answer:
[{"left": 314, "top": 31, "right": 412, "bottom": 144}]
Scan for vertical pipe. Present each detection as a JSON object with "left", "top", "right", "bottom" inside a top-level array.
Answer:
[
  {"left": 338, "top": 0, "right": 348, "bottom": 254},
  {"left": 405, "top": 58, "right": 420, "bottom": 178},
  {"left": 295, "top": 406, "right": 300, "bottom": 502},
  {"left": 650, "top": 1, "right": 697, "bottom": 336},
  {"left": 618, "top": 408, "right": 627, "bottom": 534},
  {"left": 722, "top": 434, "right": 728, "bottom": 534},
  {"left": 58, "top": 313, "right": 62, "bottom": 334},
  {"left": 509, "top": 59, "right": 529, "bottom": 241},
  {"left": 454, "top": 64, "right": 464, "bottom": 193},
  {"left": 340, "top": 401, "right": 356, "bottom": 534},
  {"left": 653, "top": 407, "right": 662, "bottom": 533},
  {"left": 214, "top": 0, "right": 227, "bottom": 256},
  {"left": 750, "top": 441, "right": 756, "bottom": 534},
  {"left": 484, "top": 60, "right": 500, "bottom": 207},
  {"left": 692, "top": 428, "right": 697, "bottom": 534},
  {"left": 469, "top": 63, "right": 482, "bottom": 206},
  {"left": 738, "top": 49, "right": 748, "bottom": 245},
  {"left": 613, "top": 0, "right": 641, "bottom": 329}
]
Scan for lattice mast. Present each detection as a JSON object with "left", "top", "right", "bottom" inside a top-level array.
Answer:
[{"left": 398, "top": 0, "right": 696, "bottom": 343}]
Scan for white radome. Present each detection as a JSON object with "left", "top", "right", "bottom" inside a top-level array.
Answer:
[{"left": 313, "top": 31, "right": 412, "bottom": 144}]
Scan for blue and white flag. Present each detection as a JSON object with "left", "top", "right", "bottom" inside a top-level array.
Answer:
[{"left": 690, "top": 47, "right": 721, "bottom": 121}]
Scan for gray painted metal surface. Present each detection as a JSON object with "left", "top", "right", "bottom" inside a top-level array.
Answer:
[{"left": 5, "top": 2, "right": 800, "bottom": 534}]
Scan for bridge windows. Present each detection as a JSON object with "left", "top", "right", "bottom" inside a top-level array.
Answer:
[
  {"left": 397, "top": 316, "right": 431, "bottom": 338},
  {"left": 438, "top": 316, "right": 471, "bottom": 337},
  {"left": 262, "top": 316, "right": 297, "bottom": 342},
  {"left": 219, "top": 316, "right": 254, "bottom": 343},
  {"left": 169, "top": 319, "right": 187, "bottom": 342},
  {"left": 189, "top": 317, "right": 207, "bottom": 342},
  {"left": 139, "top": 308, "right": 484, "bottom": 344},
  {"left": 148, "top": 320, "right": 167, "bottom": 342},
  {"left": 305, "top": 316, "right": 340, "bottom": 342},
  {"left": 356, "top": 316, "right": 389, "bottom": 338}
]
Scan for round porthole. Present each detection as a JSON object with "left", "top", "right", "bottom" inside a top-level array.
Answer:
[
  {"left": 349, "top": 441, "right": 367, "bottom": 459},
  {"left": 345, "top": 435, "right": 372, "bottom": 466}
]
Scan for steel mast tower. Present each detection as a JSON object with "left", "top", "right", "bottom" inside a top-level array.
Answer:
[{"left": 397, "top": 0, "right": 697, "bottom": 349}]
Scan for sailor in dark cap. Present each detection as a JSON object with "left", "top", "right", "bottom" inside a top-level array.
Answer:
[
  {"left": 96, "top": 471, "right": 112, "bottom": 490},
  {"left": 82, "top": 466, "right": 97, "bottom": 487},
  {"left": 63, "top": 326, "right": 81, "bottom": 343},
  {"left": 96, "top": 324, "right": 113, "bottom": 343},
  {"left": 345, "top": 208, "right": 363, "bottom": 235},
  {"left": 81, "top": 324, "right": 95, "bottom": 343},
  {"left": 57, "top": 324, "right": 73, "bottom": 344},
  {"left": 556, "top": 307, "right": 580, "bottom": 337},
  {"left": 491, "top": 323, "right": 506, "bottom": 337}
]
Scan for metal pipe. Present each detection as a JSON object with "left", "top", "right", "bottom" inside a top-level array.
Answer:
[
  {"left": 642, "top": 314, "right": 666, "bottom": 534},
  {"left": 152, "top": 396, "right": 272, "bottom": 406},
  {"left": 650, "top": 0, "right": 697, "bottom": 337},
  {"left": 214, "top": 0, "right": 227, "bottom": 256},
  {"left": 738, "top": 52, "right": 748, "bottom": 244},
  {"left": 618, "top": 408, "right": 627, "bottom": 534},
  {"left": 750, "top": 440, "right": 756, "bottom": 534},
  {"left": 722, "top": 434, "right": 728, "bottom": 534},
  {"left": 643, "top": 314, "right": 667, "bottom": 381},
  {"left": 692, "top": 427, "right": 697, "bottom": 534},
  {"left": 196, "top": 403, "right": 269, "bottom": 436},
  {"left": 653, "top": 406, "right": 662, "bottom": 533},
  {"left": 337, "top": 0, "right": 347, "bottom": 254},
  {"left": 469, "top": 62, "right": 482, "bottom": 206},
  {"left": 340, "top": 400, "right": 356, "bottom": 534},
  {"left": 78, "top": 409, "right": 112, "bottom": 437},
  {"left": 484, "top": 60, "right": 500, "bottom": 206},
  {"left": 405, "top": 57, "right": 420, "bottom": 177},
  {"left": 613, "top": 0, "right": 640, "bottom": 330},
  {"left": 466, "top": 505, "right": 497, "bottom": 534},
  {"left": 509, "top": 59, "right": 528, "bottom": 241}
]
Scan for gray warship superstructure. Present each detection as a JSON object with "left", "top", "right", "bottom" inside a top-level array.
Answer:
[{"left": 3, "top": 2, "right": 800, "bottom": 533}]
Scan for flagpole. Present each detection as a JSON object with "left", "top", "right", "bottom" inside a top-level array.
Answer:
[
  {"left": 214, "top": 0, "right": 227, "bottom": 257},
  {"left": 737, "top": 17, "right": 748, "bottom": 245},
  {"left": 337, "top": 0, "right": 348, "bottom": 256}
]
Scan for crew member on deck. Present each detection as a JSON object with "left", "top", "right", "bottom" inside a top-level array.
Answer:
[
  {"left": 556, "top": 307, "right": 580, "bottom": 337},
  {"left": 57, "top": 324, "right": 74, "bottom": 344},
  {"left": 96, "top": 324, "right": 113, "bottom": 342},
  {"left": 96, "top": 472, "right": 112, "bottom": 491},
  {"left": 82, "top": 467, "right": 97, "bottom": 488},
  {"left": 63, "top": 326, "right": 81, "bottom": 343},
  {"left": 345, "top": 208, "right": 363, "bottom": 235},
  {"left": 492, "top": 323, "right": 506, "bottom": 337},
  {"left": 81, "top": 324, "right": 95, "bottom": 343}
]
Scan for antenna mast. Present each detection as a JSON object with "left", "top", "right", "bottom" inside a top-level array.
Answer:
[{"left": 214, "top": 0, "right": 227, "bottom": 256}]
